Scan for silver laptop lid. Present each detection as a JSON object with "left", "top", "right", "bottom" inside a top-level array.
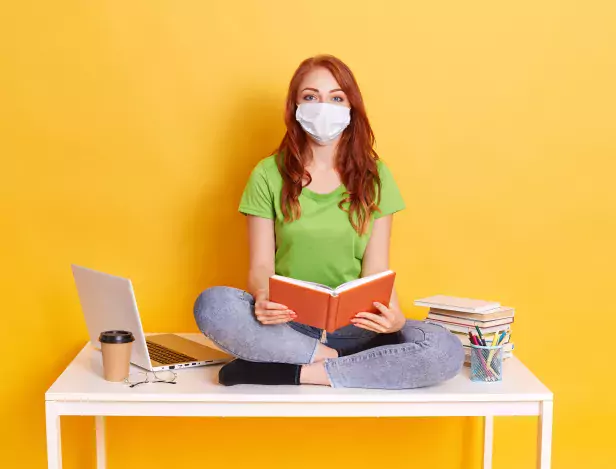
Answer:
[{"left": 71, "top": 264, "right": 152, "bottom": 370}]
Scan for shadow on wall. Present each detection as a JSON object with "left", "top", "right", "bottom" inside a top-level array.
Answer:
[{"left": 184, "top": 87, "right": 286, "bottom": 299}]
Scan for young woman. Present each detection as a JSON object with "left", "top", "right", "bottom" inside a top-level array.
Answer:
[{"left": 194, "top": 55, "right": 464, "bottom": 389}]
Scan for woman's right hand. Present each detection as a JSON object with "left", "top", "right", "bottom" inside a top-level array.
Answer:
[{"left": 254, "top": 289, "right": 297, "bottom": 325}]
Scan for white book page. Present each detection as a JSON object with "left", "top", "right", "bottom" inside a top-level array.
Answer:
[
  {"left": 271, "top": 275, "right": 333, "bottom": 294},
  {"left": 334, "top": 270, "right": 393, "bottom": 294}
]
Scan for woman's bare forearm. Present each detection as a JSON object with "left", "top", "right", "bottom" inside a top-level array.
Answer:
[
  {"left": 247, "top": 264, "right": 274, "bottom": 298},
  {"left": 246, "top": 216, "right": 276, "bottom": 299}
]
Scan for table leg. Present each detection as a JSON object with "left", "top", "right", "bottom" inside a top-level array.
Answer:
[
  {"left": 537, "top": 400, "right": 553, "bottom": 469},
  {"left": 483, "top": 415, "right": 494, "bottom": 469},
  {"left": 95, "top": 416, "right": 107, "bottom": 469},
  {"left": 45, "top": 402, "right": 62, "bottom": 469}
]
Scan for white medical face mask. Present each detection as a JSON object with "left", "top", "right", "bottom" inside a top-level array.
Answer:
[{"left": 295, "top": 102, "right": 351, "bottom": 144}]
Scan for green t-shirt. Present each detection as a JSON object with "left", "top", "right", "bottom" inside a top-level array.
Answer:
[{"left": 238, "top": 155, "right": 405, "bottom": 289}]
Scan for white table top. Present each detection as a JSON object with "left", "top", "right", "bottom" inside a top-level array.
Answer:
[{"left": 46, "top": 334, "right": 552, "bottom": 403}]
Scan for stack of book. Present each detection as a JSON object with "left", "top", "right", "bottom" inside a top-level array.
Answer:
[{"left": 414, "top": 295, "right": 515, "bottom": 364}]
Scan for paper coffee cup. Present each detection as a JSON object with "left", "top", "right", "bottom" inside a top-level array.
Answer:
[{"left": 99, "top": 330, "right": 135, "bottom": 382}]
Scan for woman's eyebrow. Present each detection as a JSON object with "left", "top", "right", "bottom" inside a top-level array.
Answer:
[
  {"left": 301, "top": 87, "right": 319, "bottom": 92},
  {"left": 329, "top": 88, "right": 344, "bottom": 93}
]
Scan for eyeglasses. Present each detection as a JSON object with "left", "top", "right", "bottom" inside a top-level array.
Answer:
[{"left": 124, "top": 370, "right": 177, "bottom": 388}]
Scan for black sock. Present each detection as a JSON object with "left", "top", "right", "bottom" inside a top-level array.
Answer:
[
  {"left": 218, "top": 359, "right": 301, "bottom": 386},
  {"left": 335, "top": 331, "right": 402, "bottom": 357}
]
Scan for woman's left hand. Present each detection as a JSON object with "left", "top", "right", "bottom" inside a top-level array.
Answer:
[{"left": 351, "top": 302, "right": 406, "bottom": 334}]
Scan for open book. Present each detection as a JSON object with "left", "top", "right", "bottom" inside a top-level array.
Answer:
[{"left": 269, "top": 270, "right": 396, "bottom": 333}]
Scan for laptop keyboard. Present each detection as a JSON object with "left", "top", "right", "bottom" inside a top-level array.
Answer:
[{"left": 146, "top": 340, "right": 197, "bottom": 365}]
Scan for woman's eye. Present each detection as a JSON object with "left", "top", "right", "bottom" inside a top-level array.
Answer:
[
  {"left": 332, "top": 96, "right": 344, "bottom": 103},
  {"left": 303, "top": 95, "right": 317, "bottom": 101}
]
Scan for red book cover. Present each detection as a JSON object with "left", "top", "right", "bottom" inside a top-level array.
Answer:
[{"left": 269, "top": 271, "right": 396, "bottom": 333}]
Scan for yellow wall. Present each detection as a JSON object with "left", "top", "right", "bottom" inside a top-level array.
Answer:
[{"left": 2, "top": 1, "right": 615, "bottom": 467}]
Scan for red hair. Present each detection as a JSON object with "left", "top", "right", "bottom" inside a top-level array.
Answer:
[{"left": 276, "top": 55, "right": 381, "bottom": 235}]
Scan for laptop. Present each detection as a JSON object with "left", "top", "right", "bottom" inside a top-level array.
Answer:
[{"left": 71, "top": 264, "right": 232, "bottom": 371}]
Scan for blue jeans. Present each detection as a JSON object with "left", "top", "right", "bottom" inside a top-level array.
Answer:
[{"left": 193, "top": 286, "right": 464, "bottom": 389}]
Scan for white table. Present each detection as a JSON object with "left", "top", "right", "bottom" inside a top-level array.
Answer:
[{"left": 45, "top": 333, "right": 553, "bottom": 469}]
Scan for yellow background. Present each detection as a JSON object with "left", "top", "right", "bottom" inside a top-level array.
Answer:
[{"left": 2, "top": 1, "right": 615, "bottom": 467}]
